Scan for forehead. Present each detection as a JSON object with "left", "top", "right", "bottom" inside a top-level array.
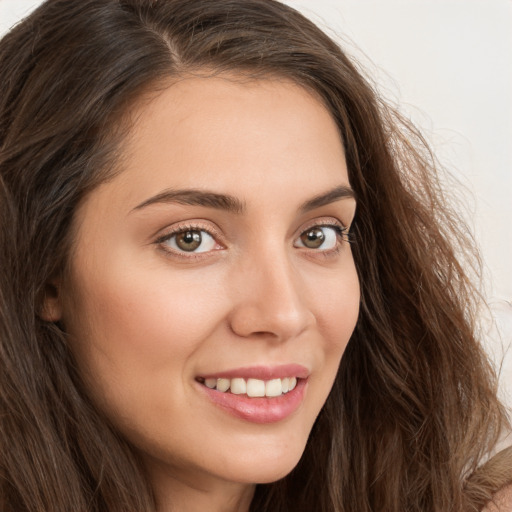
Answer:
[
  {"left": 116, "top": 75, "right": 348, "bottom": 201},
  {"left": 74, "top": 75, "right": 350, "bottom": 235}
]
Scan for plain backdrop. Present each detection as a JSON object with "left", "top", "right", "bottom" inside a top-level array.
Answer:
[{"left": 1, "top": 0, "right": 511, "bottom": 411}]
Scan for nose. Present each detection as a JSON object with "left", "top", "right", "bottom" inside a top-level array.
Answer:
[{"left": 227, "top": 249, "right": 315, "bottom": 341}]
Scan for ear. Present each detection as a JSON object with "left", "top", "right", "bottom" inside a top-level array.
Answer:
[{"left": 40, "top": 279, "right": 63, "bottom": 322}]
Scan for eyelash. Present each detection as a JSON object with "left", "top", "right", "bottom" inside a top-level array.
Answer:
[
  {"left": 154, "top": 222, "right": 224, "bottom": 261},
  {"left": 155, "top": 220, "right": 354, "bottom": 260},
  {"left": 295, "top": 221, "right": 353, "bottom": 259}
]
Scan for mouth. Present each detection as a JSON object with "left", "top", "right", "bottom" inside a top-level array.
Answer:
[
  {"left": 195, "top": 365, "right": 309, "bottom": 423},
  {"left": 196, "top": 376, "right": 298, "bottom": 397}
]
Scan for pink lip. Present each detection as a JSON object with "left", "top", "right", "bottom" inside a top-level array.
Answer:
[
  {"left": 198, "top": 364, "right": 309, "bottom": 380},
  {"left": 196, "top": 364, "right": 309, "bottom": 424}
]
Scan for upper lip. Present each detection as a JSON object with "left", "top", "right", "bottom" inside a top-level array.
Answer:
[{"left": 198, "top": 364, "right": 309, "bottom": 381}]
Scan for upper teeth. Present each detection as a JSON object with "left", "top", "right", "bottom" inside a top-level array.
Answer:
[{"left": 203, "top": 377, "right": 297, "bottom": 397}]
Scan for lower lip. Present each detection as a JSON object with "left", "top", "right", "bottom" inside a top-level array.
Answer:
[{"left": 198, "top": 379, "right": 307, "bottom": 424}]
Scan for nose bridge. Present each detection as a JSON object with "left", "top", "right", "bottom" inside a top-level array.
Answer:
[{"left": 229, "top": 243, "right": 314, "bottom": 340}]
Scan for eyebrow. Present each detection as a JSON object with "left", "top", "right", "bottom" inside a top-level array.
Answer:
[
  {"left": 131, "top": 189, "right": 245, "bottom": 214},
  {"left": 130, "top": 184, "right": 355, "bottom": 215},
  {"left": 298, "top": 185, "right": 355, "bottom": 213}
]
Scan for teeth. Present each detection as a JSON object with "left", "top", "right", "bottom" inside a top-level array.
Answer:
[
  {"left": 216, "top": 378, "right": 230, "bottom": 392},
  {"left": 247, "top": 378, "right": 266, "bottom": 397},
  {"left": 205, "top": 378, "right": 217, "bottom": 389},
  {"left": 202, "top": 376, "right": 299, "bottom": 397},
  {"left": 230, "top": 378, "right": 246, "bottom": 395},
  {"left": 265, "top": 378, "right": 282, "bottom": 397}
]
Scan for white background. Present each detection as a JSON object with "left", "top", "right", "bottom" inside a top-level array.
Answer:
[{"left": 1, "top": 1, "right": 511, "bottom": 409}]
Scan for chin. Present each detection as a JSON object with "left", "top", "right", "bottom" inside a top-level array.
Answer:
[{"left": 222, "top": 437, "right": 308, "bottom": 485}]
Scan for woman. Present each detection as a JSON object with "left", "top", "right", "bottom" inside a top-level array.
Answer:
[{"left": 0, "top": 0, "right": 510, "bottom": 510}]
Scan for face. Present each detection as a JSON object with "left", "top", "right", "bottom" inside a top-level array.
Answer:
[{"left": 54, "top": 76, "right": 359, "bottom": 497}]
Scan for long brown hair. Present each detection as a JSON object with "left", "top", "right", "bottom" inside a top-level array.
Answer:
[{"left": 1, "top": 1, "right": 510, "bottom": 510}]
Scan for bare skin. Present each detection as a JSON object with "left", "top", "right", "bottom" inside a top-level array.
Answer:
[
  {"left": 483, "top": 484, "right": 512, "bottom": 512},
  {"left": 44, "top": 76, "right": 360, "bottom": 512}
]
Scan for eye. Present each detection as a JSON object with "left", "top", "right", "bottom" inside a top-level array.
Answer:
[
  {"left": 162, "top": 229, "right": 217, "bottom": 253},
  {"left": 294, "top": 225, "right": 343, "bottom": 250}
]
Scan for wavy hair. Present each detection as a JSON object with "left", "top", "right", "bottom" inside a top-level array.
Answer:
[{"left": 1, "top": 0, "right": 510, "bottom": 510}]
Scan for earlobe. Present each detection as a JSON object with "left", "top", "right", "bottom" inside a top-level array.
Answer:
[{"left": 40, "top": 281, "right": 63, "bottom": 322}]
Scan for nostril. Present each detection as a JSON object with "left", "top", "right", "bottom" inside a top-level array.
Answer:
[{"left": 252, "top": 331, "right": 279, "bottom": 337}]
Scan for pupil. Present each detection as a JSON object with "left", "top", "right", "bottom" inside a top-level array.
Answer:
[
  {"left": 303, "top": 228, "right": 324, "bottom": 248},
  {"left": 177, "top": 230, "right": 202, "bottom": 251}
]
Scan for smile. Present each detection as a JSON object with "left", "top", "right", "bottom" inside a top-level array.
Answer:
[
  {"left": 196, "top": 364, "right": 309, "bottom": 423},
  {"left": 199, "top": 376, "right": 298, "bottom": 397}
]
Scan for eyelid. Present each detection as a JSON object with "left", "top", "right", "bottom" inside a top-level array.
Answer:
[
  {"left": 294, "top": 217, "right": 353, "bottom": 255},
  {"left": 296, "top": 216, "right": 352, "bottom": 243},
  {"left": 154, "top": 220, "right": 226, "bottom": 258},
  {"left": 155, "top": 220, "right": 223, "bottom": 241},
  {"left": 152, "top": 216, "right": 353, "bottom": 261},
  {"left": 299, "top": 217, "right": 348, "bottom": 232}
]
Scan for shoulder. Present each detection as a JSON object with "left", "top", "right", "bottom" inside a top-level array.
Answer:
[{"left": 483, "top": 484, "right": 512, "bottom": 512}]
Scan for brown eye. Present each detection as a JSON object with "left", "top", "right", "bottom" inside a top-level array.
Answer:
[
  {"left": 163, "top": 229, "right": 217, "bottom": 253},
  {"left": 294, "top": 225, "right": 340, "bottom": 250},
  {"left": 176, "top": 231, "right": 202, "bottom": 251},
  {"left": 300, "top": 228, "right": 325, "bottom": 248}
]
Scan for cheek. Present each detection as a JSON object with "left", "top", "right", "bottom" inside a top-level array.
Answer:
[
  {"left": 311, "top": 258, "right": 360, "bottom": 354},
  {"left": 299, "top": 254, "right": 360, "bottom": 405},
  {"left": 63, "top": 255, "right": 229, "bottom": 404}
]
